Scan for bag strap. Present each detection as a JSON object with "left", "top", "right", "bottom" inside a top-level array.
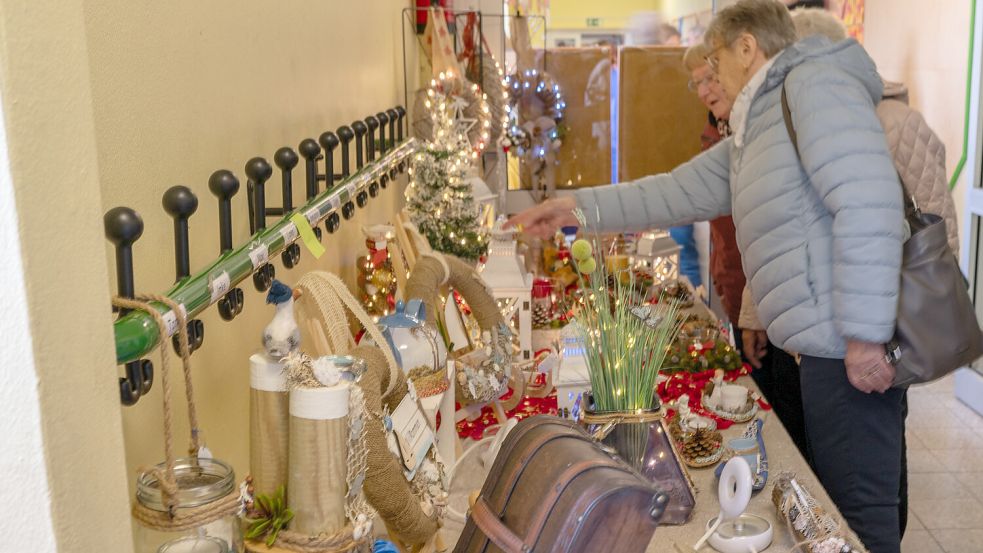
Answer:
[{"left": 779, "top": 81, "right": 919, "bottom": 217}]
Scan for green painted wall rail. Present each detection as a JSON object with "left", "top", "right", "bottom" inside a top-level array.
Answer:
[{"left": 113, "top": 138, "right": 418, "bottom": 365}]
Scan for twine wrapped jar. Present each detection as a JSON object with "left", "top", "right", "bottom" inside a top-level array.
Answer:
[{"left": 134, "top": 457, "right": 243, "bottom": 553}]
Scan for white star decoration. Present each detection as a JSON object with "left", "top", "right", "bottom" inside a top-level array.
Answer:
[{"left": 451, "top": 94, "right": 477, "bottom": 145}]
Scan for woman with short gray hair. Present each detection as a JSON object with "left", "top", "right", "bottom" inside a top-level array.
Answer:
[{"left": 508, "top": 1, "right": 906, "bottom": 550}]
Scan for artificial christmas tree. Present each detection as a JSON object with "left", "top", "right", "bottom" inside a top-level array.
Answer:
[{"left": 406, "top": 72, "right": 489, "bottom": 262}]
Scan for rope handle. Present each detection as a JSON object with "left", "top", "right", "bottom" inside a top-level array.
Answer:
[{"left": 112, "top": 294, "right": 200, "bottom": 513}]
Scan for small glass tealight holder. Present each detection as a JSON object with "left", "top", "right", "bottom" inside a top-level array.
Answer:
[{"left": 135, "top": 457, "right": 242, "bottom": 553}]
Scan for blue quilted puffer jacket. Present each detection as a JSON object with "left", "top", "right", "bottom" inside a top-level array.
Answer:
[{"left": 576, "top": 36, "right": 904, "bottom": 359}]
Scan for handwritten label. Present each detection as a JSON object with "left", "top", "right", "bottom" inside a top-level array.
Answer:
[
  {"left": 248, "top": 243, "right": 269, "bottom": 269},
  {"left": 280, "top": 223, "right": 298, "bottom": 244},
  {"left": 289, "top": 213, "right": 326, "bottom": 259},
  {"left": 209, "top": 272, "right": 231, "bottom": 302},
  {"left": 161, "top": 309, "right": 179, "bottom": 337},
  {"left": 306, "top": 208, "right": 320, "bottom": 226},
  {"left": 391, "top": 394, "right": 434, "bottom": 480},
  {"left": 160, "top": 304, "right": 188, "bottom": 337}
]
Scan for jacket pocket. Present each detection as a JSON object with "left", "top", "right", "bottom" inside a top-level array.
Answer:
[{"left": 803, "top": 242, "right": 820, "bottom": 306}]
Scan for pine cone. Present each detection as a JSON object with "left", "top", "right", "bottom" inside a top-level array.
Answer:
[
  {"left": 532, "top": 304, "right": 552, "bottom": 329},
  {"left": 682, "top": 427, "right": 721, "bottom": 460}
]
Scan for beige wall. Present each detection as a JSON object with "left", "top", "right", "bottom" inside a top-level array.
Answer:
[
  {"left": 0, "top": 0, "right": 134, "bottom": 550},
  {"left": 81, "top": 2, "right": 411, "bottom": 546},
  {"left": 865, "top": 0, "right": 973, "bottom": 250}
]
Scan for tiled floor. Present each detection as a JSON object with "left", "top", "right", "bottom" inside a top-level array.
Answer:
[{"left": 903, "top": 374, "right": 983, "bottom": 553}]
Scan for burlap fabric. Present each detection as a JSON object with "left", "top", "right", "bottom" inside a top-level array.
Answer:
[
  {"left": 354, "top": 345, "right": 439, "bottom": 547},
  {"left": 250, "top": 388, "right": 289, "bottom": 499}
]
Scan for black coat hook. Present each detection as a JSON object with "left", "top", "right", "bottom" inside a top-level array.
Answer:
[
  {"left": 319, "top": 131, "right": 339, "bottom": 189},
  {"left": 386, "top": 108, "right": 398, "bottom": 149},
  {"left": 325, "top": 211, "right": 341, "bottom": 234},
  {"left": 395, "top": 105, "right": 407, "bottom": 143},
  {"left": 365, "top": 115, "right": 379, "bottom": 162},
  {"left": 298, "top": 139, "right": 323, "bottom": 242},
  {"left": 337, "top": 126, "right": 354, "bottom": 179},
  {"left": 208, "top": 170, "right": 245, "bottom": 321},
  {"left": 162, "top": 186, "right": 205, "bottom": 355},
  {"left": 376, "top": 111, "right": 390, "bottom": 155},
  {"left": 104, "top": 206, "right": 154, "bottom": 405},
  {"left": 352, "top": 121, "right": 367, "bottom": 169},
  {"left": 369, "top": 180, "right": 380, "bottom": 197},
  {"left": 246, "top": 157, "right": 276, "bottom": 292},
  {"left": 274, "top": 147, "right": 301, "bottom": 268},
  {"left": 379, "top": 173, "right": 389, "bottom": 190}
]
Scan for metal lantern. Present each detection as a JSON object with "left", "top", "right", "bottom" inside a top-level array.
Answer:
[
  {"left": 480, "top": 219, "right": 533, "bottom": 362},
  {"left": 629, "top": 230, "right": 681, "bottom": 285}
]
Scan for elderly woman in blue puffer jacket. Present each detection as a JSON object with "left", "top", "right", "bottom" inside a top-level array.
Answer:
[{"left": 507, "top": 1, "right": 906, "bottom": 550}]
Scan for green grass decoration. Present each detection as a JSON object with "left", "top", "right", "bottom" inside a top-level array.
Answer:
[
  {"left": 571, "top": 210, "right": 684, "bottom": 413},
  {"left": 245, "top": 485, "right": 295, "bottom": 547}
]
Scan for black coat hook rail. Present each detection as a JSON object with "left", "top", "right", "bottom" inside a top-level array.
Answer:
[{"left": 105, "top": 106, "right": 411, "bottom": 404}]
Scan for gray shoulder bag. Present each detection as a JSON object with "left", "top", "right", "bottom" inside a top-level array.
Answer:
[{"left": 780, "top": 83, "right": 983, "bottom": 386}]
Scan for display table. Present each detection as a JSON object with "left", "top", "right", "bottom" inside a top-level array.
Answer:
[{"left": 441, "top": 376, "right": 868, "bottom": 552}]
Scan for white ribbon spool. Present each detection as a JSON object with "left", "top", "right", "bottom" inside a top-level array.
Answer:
[
  {"left": 693, "top": 457, "right": 754, "bottom": 551},
  {"left": 719, "top": 456, "right": 753, "bottom": 520}
]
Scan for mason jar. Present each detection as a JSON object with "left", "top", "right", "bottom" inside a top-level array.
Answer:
[{"left": 135, "top": 457, "right": 242, "bottom": 553}]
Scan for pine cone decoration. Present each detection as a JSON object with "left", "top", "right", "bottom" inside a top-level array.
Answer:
[
  {"left": 532, "top": 304, "right": 552, "bottom": 329},
  {"left": 681, "top": 427, "right": 722, "bottom": 463}
]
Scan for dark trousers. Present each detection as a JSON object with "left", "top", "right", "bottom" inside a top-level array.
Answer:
[
  {"left": 734, "top": 328, "right": 811, "bottom": 463},
  {"left": 800, "top": 355, "right": 907, "bottom": 553}
]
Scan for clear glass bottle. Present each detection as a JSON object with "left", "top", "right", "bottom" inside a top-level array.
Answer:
[{"left": 135, "top": 457, "right": 242, "bottom": 553}]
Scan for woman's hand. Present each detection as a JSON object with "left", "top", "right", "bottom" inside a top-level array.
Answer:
[
  {"left": 741, "top": 329, "right": 769, "bottom": 369},
  {"left": 845, "top": 340, "right": 895, "bottom": 393},
  {"left": 504, "top": 196, "right": 579, "bottom": 239}
]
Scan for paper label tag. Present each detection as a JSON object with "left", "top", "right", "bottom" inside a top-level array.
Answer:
[
  {"left": 306, "top": 208, "right": 320, "bottom": 226},
  {"left": 289, "top": 213, "right": 326, "bottom": 259},
  {"left": 390, "top": 394, "right": 434, "bottom": 480},
  {"left": 161, "top": 304, "right": 189, "bottom": 337},
  {"left": 279, "top": 223, "right": 298, "bottom": 244},
  {"left": 209, "top": 272, "right": 231, "bottom": 302},
  {"left": 329, "top": 196, "right": 341, "bottom": 210},
  {"left": 197, "top": 445, "right": 213, "bottom": 459},
  {"left": 248, "top": 243, "right": 269, "bottom": 269},
  {"left": 346, "top": 183, "right": 356, "bottom": 197}
]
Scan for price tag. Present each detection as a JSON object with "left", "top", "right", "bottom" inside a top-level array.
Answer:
[
  {"left": 280, "top": 223, "right": 298, "bottom": 244},
  {"left": 306, "top": 208, "right": 320, "bottom": 226},
  {"left": 161, "top": 310, "right": 179, "bottom": 337},
  {"left": 209, "top": 272, "right": 231, "bottom": 303},
  {"left": 248, "top": 243, "right": 269, "bottom": 269},
  {"left": 161, "top": 304, "right": 189, "bottom": 337}
]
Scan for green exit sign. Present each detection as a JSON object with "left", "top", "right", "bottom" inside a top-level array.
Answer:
[{"left": 586, "top": 17, "right": 601, "bottom": 27}]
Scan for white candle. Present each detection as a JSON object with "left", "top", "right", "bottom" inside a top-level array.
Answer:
[
  {"left": 157, "top": 536, "right": 228, "bottom": 553},
  {"left": 721, "top": 384, "right": 748, "bottom": 412}
]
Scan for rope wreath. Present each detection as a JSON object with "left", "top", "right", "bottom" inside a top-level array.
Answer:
[
  {"left": 404, "top": 253, "right": 521, "bottom": 407},
  {"left": 112, "top": 295, "right": 241, "bottom": 531}
]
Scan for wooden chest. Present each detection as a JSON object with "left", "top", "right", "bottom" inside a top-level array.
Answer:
[{"left": 454, "top": 416, "right": 670, "bottom": 553}]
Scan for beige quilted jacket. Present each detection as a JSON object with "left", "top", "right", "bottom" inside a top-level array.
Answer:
[{"left": 738, "top": 81, "right": 959, "bottom": 331}]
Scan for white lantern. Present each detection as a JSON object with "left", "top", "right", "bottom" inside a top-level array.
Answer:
[
  {"left": 467, "top": 175, "right": 497, "bottom": 231},
  {"left": 629, "top": 230, "right": 681, "bottom": 285},
  {"left": 479, "top": 219, "right": 533, "bottom": 362}
]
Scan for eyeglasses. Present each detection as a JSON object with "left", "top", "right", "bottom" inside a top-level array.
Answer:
[
  {"left": 704, "top": 43, "right": 729, "bottom": 73},
  {"left": 688, "top": 74, "right": 718, "bottom": 92}
]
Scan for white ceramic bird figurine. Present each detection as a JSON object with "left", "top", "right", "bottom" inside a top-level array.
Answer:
[{"left": 263, "top": 280, "right": 300, "bottom": 359}]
